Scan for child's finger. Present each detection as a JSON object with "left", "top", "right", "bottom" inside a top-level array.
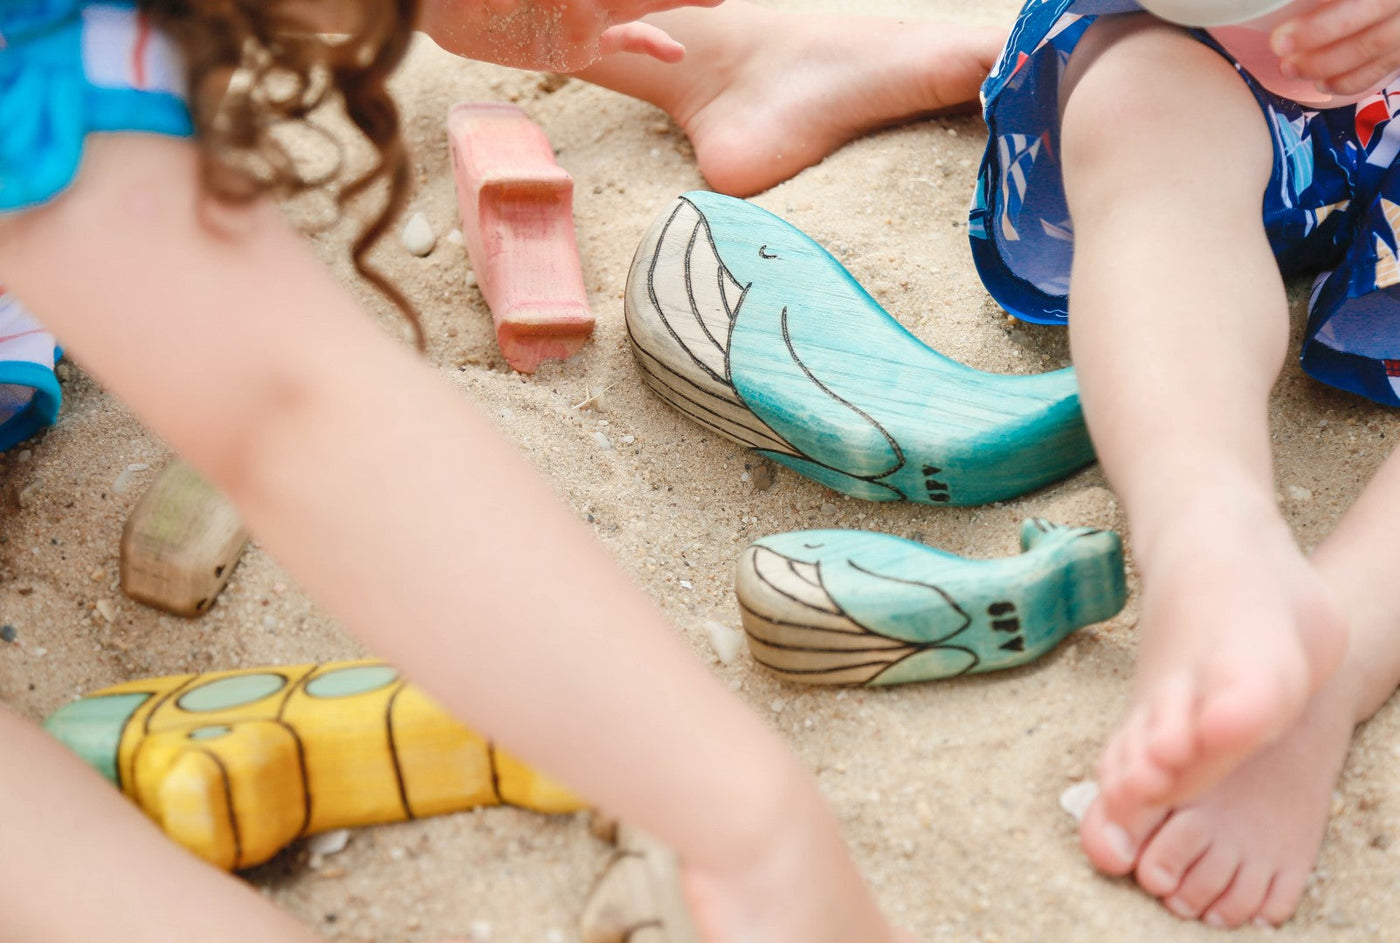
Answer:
[
  {"left": 1272, "top": 0, "right": 1400, "bottom": 55},
  {"left": 1318, "top": 44, "right": 1400, "bottom": 95},
  {"left": 1279, "top": 10, "right": 1400, "bottom": 88},
  {"left": 597, "top": 22, "right": 686, "bottom": 62}
]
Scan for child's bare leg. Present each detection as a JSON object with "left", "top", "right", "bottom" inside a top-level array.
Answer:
[
  {"left": 1079, "top": 445, "right": 1400, "bottom": 928},
  {"left": 569, "top": 1, "right": 1003, "bottom": 196},
  {"left": 0, "top": 706, "right": 326, "bottom": 942},
  {"left": 0, "top": 134, "right": 908, "bottom": 943},
  {"left": 1059, "top": 16, "right": 1347, "bottom": 855}
]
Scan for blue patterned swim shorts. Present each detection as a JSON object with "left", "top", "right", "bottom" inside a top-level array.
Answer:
[{"left": 971, "top": 0, "right": 1400, "bottom": 406}]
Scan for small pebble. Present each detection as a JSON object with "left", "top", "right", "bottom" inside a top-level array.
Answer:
[
  {"left": 446, "top": 228, "right": 465, "bottom": 247},
  {"left": 1058, "top": 780, "right": 1098, "bottom": 823},
  {"left": 465, "top": 270, "right": 478, "bottom": 288},
  {"left": 1288, "top": 485, "right": 1314, "bottom": 502},
  {"left": 307, "top": 829, "right": 351, "bottom": 857},
  {"left": 31, "top": 647, "right": 47, "bottom": 657},
  {"left": 263, "top": 615, "right": 278, "bottom": 630},
  {"left": 819, "top": 502, "right": 838, "bottom": 516},
  {"left": 621, "top": 434, "right": 636, "bottom": 445},
  {"left": 401, "top": 212, "right": 436, "bottom": 256},
  {"left": 591, "top": 431, "right": 613, "bottom": 451},
  {"left": 95, "top": 599, "right": 116, "bottom": 623},
  {"left": 0, "top": 625, "right": 16, "bottom": 643},
  {"left": 770, "top": 698, "right": 786, "bottom": 713},
  {"left": 679, "top": 579, "right": 693, "bottom": 590},
  {"left": 89, "top": 567, "right": 106, "bottom": 582},
  {"left": 703, "top": 620, "right": 746, "bottom": 665}
]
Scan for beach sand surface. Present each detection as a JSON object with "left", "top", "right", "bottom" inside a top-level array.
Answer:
[{"left": 3, "top": 1, "right": 1398, "bottom": 939}]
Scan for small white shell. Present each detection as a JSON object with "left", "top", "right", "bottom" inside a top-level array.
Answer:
[{"left": 401, "top": 212, "right": 436, "bottom": 257}]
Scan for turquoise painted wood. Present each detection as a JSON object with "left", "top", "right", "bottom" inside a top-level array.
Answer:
[
  {"left": 625, "top": 192, "right": 1095, "bottom": 506},
  {"left": 736, "top": 519, "right": 1126, "bottom": 686}
]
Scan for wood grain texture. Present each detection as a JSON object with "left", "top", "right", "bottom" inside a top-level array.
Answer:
[
  {"left": 448, "top": 102, "right": 595, "bottom": 373},
  {"left": 119, "top": 460, "right": 248, "bottom": 617},
  {"left": 580, "top": 825, "right": 701, "bottom": 943},
  {"left": 43, "top": 660, "right": 584, "bottom": 870},
  {"left": 736, "top": 519, "right": 1126, "bottom": 686},
  {"left": 625, "top": 192, "right": 1095, "bottom": 505}
]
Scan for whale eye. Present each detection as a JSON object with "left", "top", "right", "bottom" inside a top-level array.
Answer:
[{"left": 758, "top": 245, "right": 778, "bottom": 260}]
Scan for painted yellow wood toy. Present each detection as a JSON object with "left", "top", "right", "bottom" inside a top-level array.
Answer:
[{"left": 43, "top": 660, "right": 583, "bottom": 870}]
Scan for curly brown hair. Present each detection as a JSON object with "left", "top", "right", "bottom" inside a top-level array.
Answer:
[{"left": 138, "top": 0, "right": 425, "bottom": 347}]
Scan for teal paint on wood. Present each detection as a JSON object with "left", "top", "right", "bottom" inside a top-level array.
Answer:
[
  {"left": 305, "top": 664, "right": 399, "bottom": 699},
  {"left": 176, "top": 673, "right": 287, "bottom": 712},
  {"left": 625, "top": 192, "right": 1096, "bottom": 506},
  {"left": 42, "top": 692, "right": 150, "bottom": 786},
  {"left": 736, "top": 519, "right": 1127, "bottom": 685}
]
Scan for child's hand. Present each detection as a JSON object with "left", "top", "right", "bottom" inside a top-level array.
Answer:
[
  {"left": 1273, "top": 0, "right": 1400, "bottom": 98},
  {"left": 420, "top": 0, "right": 721, "bottom": 72}
]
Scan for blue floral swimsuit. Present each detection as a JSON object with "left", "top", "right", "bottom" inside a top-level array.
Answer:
[
  {"left": 971, "top": 0, "right": 1400, "bottom": 407},
  {"left": 0, "top": 0, "right": 189, "bottom": 449}
]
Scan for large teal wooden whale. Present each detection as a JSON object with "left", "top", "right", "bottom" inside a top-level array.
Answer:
[
  {"left": 624, "top": 192, "right": 1095, "bottom": 506},
  {"left": 736, "top": 519, "right": 1126, "bottom": 686}
]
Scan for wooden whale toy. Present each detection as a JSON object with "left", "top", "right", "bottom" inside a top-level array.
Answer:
[
  {"left": 43, "top": 660, "right": 582, "bottom": 870},
  {"left": 737, "top": 519, "right": 1126, "bottom": 686},
  {"left": 625, "top": 192, "right": 1095, "bottom": 506}
]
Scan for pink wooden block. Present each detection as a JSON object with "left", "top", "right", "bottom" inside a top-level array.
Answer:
[{"left": 447, "top": 102, "right": 595, "bottom": 373}]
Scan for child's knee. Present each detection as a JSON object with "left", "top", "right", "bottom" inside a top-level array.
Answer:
[{"left": 1061, "top": 17, "right": 1269, "bottom": 199}]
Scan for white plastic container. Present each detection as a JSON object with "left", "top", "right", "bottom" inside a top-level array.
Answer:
[{"left": 1137, "top": 0, "right": 1376, "bottom": 107}]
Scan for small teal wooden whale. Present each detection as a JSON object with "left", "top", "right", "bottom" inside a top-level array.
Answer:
[
  {"left": 625, "top": 192, "right": 1095, "bottom": 506},
  {"left": 736, "top": 519, "right": 1126, "bottom": 686}
]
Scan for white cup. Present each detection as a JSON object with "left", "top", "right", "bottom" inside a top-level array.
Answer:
[{"left": 1138, "top": 0, "right": 1380, "bottom": 107}]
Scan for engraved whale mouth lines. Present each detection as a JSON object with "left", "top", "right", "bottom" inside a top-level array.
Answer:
[
  {"left": 626, "top": 192, "right": 1095, "bottom": 506},
  {"left": 630, "top": 197, "right": 791, "bottom": 455},
  {"left": 627, "top": 196, "right": 910, "bottom": 490},
  {"left": 740, "top": 544, "right": 980, "bottom": 686}
]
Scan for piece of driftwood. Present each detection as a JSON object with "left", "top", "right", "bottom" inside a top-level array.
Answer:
[
  {"left": 625, "top": 192, "right": 1095, "bottom": 506},
  {"left": 737, "top": 519, "right": 1126, "bottom": 686},
  {"left": 580, "top": 825, "right": 702, "bottom": 943},
  {"left": 119, "top": 461, "right": 248, "bottom": 616},
  {"left": 448, "top": 101, "right": 594, "bottom": 373},
  {"left": 43, "top": 660, "right": 584, "bottom": 870}
]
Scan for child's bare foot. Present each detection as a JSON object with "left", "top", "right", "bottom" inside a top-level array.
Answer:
[
  {"left": 1093, "top": 487, "right": 1345, "bottom": 843},
  {"left": 574, "top": 4, "right": 1003, "bottom": 196},
  {"left": 1077, "top": 532, "right": 1400, "bottom": 927},
  {"left": 1081, "top": 674, "right": 1353, "bottom": 926}
]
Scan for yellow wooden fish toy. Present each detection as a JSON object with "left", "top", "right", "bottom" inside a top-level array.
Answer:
[{"left": 43, "top": 660, "right": 583, "bottom": 870}]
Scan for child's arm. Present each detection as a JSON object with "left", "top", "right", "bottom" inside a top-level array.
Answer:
[
  {"left": 0, "top": 135, "right": 898, "bottom": 941},
  {"left": 418, "top": 0, "right": 720, "bottom": 70},
  {"left": 0, "top": 706, "right": 327, "bottom": 942},
  {"left": 1272, "top": 0, "right": 1400, "bottom": 97}
]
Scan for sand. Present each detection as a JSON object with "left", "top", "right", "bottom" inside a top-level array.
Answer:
[{"left": 4, "top": 0, "right": 1400, "bottom": 940}]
